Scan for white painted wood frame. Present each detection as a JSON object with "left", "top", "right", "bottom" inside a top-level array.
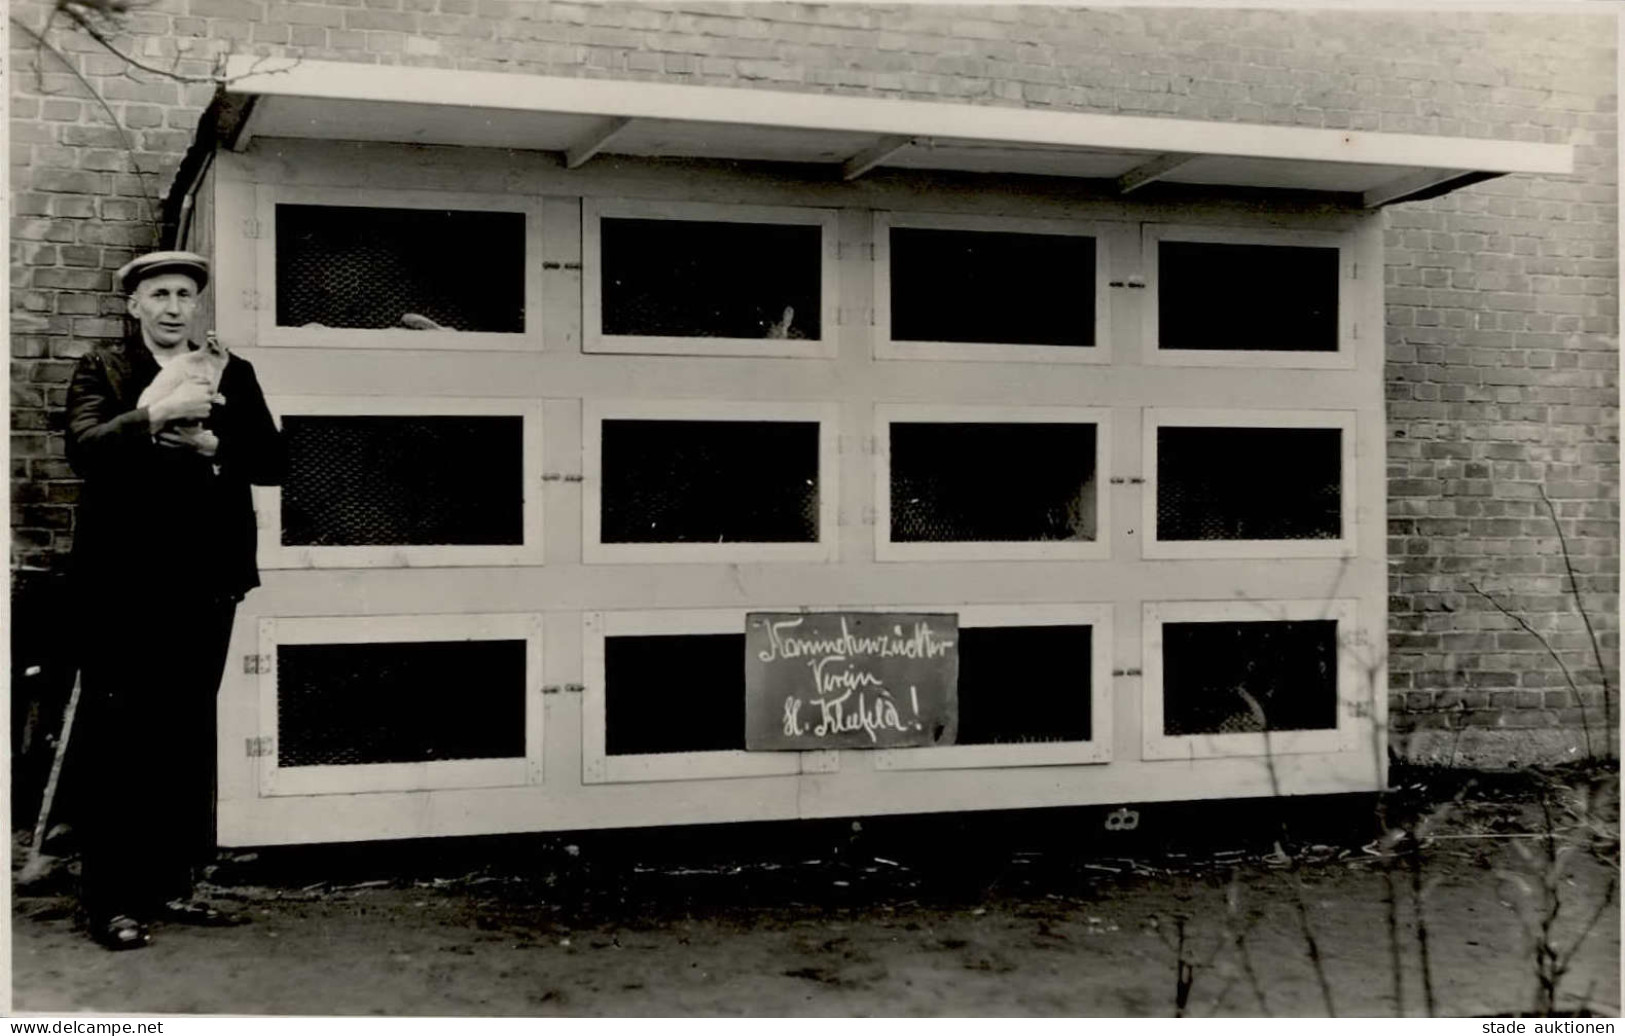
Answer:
[
  {"left": 581, "top": 608, "right": 838, "bottom": 783},
  {"left": 257, "top": 612, "right": 545, "bottom": 796},
  {"left": 223, "top": 58, "right": 1574, "bottom": 182},
  {"left": 254, "top": 185, "right": 545, "bottom": 351},
  {"left": 1140, "top": 223, "right": 1358, "bottom": 370},
  {"left": 581, "top": 198, "right": 840, "bottom": 359},
  {"left": 872, "top": 602, "right": 1114, "bottom": 771},
  {"left": 583, "top": 398, "right": 841, "bottom": 564},
  {"left": 873, "top": 211, "right": 1111, "bottom": 365},
  {"left": 876, "top": 404, "right": 1111, "bottom": 562},
  {"left": 1141, "top": 598, "right": 1363, "bottom": 761},
  {"left": 256, "top": 396, "right": 545, "bottom": 569},
  {"left": 1142, "top": 408, "right": 1357, "bottom": 560}
]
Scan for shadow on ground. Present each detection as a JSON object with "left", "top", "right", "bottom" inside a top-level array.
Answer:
[{"left": 12, "top": 767, "right": 1620, "bottom": 1017}]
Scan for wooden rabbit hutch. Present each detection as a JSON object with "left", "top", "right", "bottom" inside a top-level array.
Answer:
[{"left": 175, "top": 58, "right": 1571, "bottom": 846}]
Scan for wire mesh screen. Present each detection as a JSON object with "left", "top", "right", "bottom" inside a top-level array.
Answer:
[
  {"left": 281, "top": 415, "right": 525, "bottom": 547},
  {"left": 890, "top": 227, "right": 1096, "bottom": 347},
  {"left": 891, "top": 423, "right": 1098, "bottom": 542},
  {"left": 957, "top": 625, "right": 1092, "bottom": 745},
  {"left": 277, "top": 639, "right": 527, "bottom": 767},
  {"left": 600, "top": 420, "right": 820, "bottom": 544},
  {"left": 1157, "top": 426, "right": 1341, "bottom": 541},
  {"left": 276, "top": 204, "right": 525, "bottom": 332},
  {"left": 604, "top": 633, "right": 745, "bottom": 756},
  {"left": 1161, "top": 620, "right": 1338, "bottom": 736},
  {"left": 599, "top": 217, "right": 822, "bottom": 340},
  {"left": 1158, "top": 240, "right": 1339, "bottom": 351}
]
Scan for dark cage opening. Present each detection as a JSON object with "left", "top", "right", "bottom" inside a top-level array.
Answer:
[
  {"left": 1157, "top": 426, "right": 1341, "bottom": 541},
  {"left": 891, "top": 422, "right": 1098, "bottom": 542},
  {"left": 281, "top": 415, "right": 525, "bottom": 547},
  {"left": 890, "top": 227, "right": 1096, "bottom": 347},
  {"left": 1158, "top": 240, "right": 1339, "bottom": 351},
  {"left": 957, "top": 625, "right": 1092, "bottom": 745},
  {"left": 604, "top": 633, "right": 745, "bottom": 756},
  {"left": 600, "top": 419, "right": 820, "bottom": 544},
  {"left": 1161, "top": 619, "right": 1338, "bottom": 736},
  {"left": 600, "top": 217, "right": 822, "bottom": 340},
  {"left": 277, "top": 639, "right": 528, "bottom": 767},
  {"left": 276, "top": 204, "right": 526, "bottom": 332}
]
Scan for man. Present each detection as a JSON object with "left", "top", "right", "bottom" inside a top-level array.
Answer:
[{"left": 65, "top": 250, "right": 284, "bottom": 950}]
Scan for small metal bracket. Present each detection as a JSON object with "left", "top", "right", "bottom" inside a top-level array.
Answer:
[
  {"left": 540, "top": 473, "right": 584, "bottom": 483},
  {"left": 1105, "top": 807, "right": 1140, "bottom": 832},
  {"left": 1109, "top": 476, "right": 1146, "bottom": 485},
  {"left": 541, "top": 261, "right": 583, "bottom": 271},
  {"left": 1108, "top": 277, "right": 1147, "bottom": 289},
  {"left": 245, "top": 736, "right": 274, "bottom": 758},
  {"left": 1112, "top": 667, "right": 1142, "bottom": 677},
  {"left": 243, "top": 654, "right": 273, "bottom": 674}
]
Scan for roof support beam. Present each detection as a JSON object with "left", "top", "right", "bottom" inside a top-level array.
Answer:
[
  {"left": 840, "top": 135, "right": 916, "bottom": 181},
  {"left": 565, "top": 116, "right": 633, "bottom": 169},
  {"left": 1118, "top": 152, "right": 1196, "bottom": 194},
  {"left": 1362, "top": 168, "right": 1498, "bottom": 208},
  {"left": 225, "top": 95, "right": 260, "bottom": 153}
]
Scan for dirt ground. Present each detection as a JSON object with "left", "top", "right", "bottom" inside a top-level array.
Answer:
[{"left": 11, "top": 772, "right": 1621, "bottom": 1018}]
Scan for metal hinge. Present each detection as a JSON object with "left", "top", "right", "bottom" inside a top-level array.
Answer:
[
  {"left": 241, "top": 217, "right": 260, "bottom": 239},
  {"left": 243, "top": 654, "right": 273, "bottom": 674},
  {"left": 540, "top": 472, "right": 584, "bottom": 483},
  {"left": 1109, "top": 476, "right": 1146, "bottom": 485},
  {"left": 540, "top": 261, "right": 583, "bottom": 271},
  {"left": 1108, "top": 277, "right": 1147, "bottom": 289},
  {"left": 245, "top": 736, "right": 274, "bottom": 758},
  {"left": 1112, "top": 667, "right": 1143, "bottom": 677},
  {"left": 541, "top": 683, "right": 585, "bottom": 695}
]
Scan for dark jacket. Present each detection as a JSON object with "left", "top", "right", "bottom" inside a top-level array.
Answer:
[{"left": 66, "top": 334, "right": 284, "bottom": 602}]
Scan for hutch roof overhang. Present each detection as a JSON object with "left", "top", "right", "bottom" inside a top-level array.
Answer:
[{"left": 186, "top": 56, "right": 1570, "bottom": 211}]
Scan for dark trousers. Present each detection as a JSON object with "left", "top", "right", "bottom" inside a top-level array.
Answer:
[{"left": 77, "top": 599, "right": 237, "bottom": 924}]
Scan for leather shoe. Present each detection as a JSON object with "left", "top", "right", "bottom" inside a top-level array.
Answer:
[
  {"left": 94, "top": 914, "right": 152, "bottom": 951},
  {"left": 160, "top": 898, "right": 248, "bottom": 927}
]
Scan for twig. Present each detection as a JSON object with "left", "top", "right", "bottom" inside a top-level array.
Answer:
[
  {"left": 57, "top": 3, "right": 300, "bottom": 87},
  {"left": 9, "top": 12, "right": 162, "bottom": 231},
  {"left": 1407, "top": 841, "right": 1437, "bottom": 1017},
  {"left": 1241, "top": 691, "right": 1339, "bottom": 1017},
  {"left": 1469, "top": 582, "right": 1594, "bottom": 761},
  {"left": 1384, "top": 866, "right": 1405, "bottom": 1016},
  {"left": 58, "top": 2, "right": 223, "bottom": 83},
  {"left": 1540, "top": 485, "right": 1615, "bottom": 759},
  {"left": 1554, "top": 874, "right": 1618, "bottom": 979}
]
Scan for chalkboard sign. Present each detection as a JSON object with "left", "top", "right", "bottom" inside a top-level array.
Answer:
[{"left": 745, "top": 612, "right": 959, "bottom": 751}]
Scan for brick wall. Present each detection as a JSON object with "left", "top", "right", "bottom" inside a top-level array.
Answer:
[{"left": 9, "top": 3, "right": 1618, "bottom": 764}]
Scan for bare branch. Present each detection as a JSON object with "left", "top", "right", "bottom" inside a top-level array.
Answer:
[
  {"left": 8, "top": 12, "right": 161, "bottom": 232},
  {"left": 1468, "top": 582, "right": 1594, "bottom": 761},
  {"left": 1540, "top": 485, "right": 1615, "bottom": 758},
  {"left": 57, "top": 2, "right": 224, "bottom": 83}
]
